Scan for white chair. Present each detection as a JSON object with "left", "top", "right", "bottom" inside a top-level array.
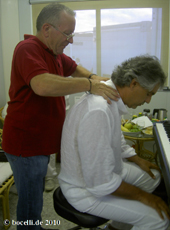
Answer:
[{"left": 0, "top": 162, "right": 14, "bottom": 229}]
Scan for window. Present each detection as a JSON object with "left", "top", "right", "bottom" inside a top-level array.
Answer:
[
  {"left": 64, "top": 10, "right": 96, "bottom": 73},
  {"left": 100, "top": 8, "right": 162, "bottom": 76},
  {"left": 32, "top": 0, "right": 169, "bottom": 86}
]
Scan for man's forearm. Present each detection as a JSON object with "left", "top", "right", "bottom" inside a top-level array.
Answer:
[
  {"left": 72, "top": 65, "right": 93, "bottom": 78},
  {"left": 30, "top": 69, "right": 120, "bottom": 103},
  {"left": 30, "top": 73, "right": 90, "bottom": 97},
  {"left": 127, "top": 155, "right": 141, "bottom": 164},
  {"left": 112, "top": 180, "right": 144, "bottom": 201}
]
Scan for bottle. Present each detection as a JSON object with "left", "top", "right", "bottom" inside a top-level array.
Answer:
[
  {"left": 148, "top": 112, "right": 152, "bottom": 120},
  {"left": 143, "top": 109, "right": 150, "bottom": 116}
]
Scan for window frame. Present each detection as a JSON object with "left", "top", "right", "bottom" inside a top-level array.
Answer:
[{"left": 32, "top": 0, "right": 169, "bottom": 86}]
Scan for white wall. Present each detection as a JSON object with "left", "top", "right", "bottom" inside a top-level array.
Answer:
[
  {"left": 0, "top": 0, "right": 32, "bottom": 105},
  {"left": 0, "top": 3, "right": 5, "bottom": 107},
  {"left": 0, "top": 0, "right": 19, "bottom": 105},
  {"left": 18, "top": 0, "right": 33, "bottom": 41},
  {"left": 0, "top": 0, "right": 20, "bottom": 102}
]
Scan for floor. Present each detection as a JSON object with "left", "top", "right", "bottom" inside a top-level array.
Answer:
[
  {"left": 0, "top": 162, "right": 170, "bottom": 230},
  {"left": 0, "top": 162, "right": 109, "bottom": 230}
]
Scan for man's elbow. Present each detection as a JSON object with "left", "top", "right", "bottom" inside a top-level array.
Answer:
[{"left": 30, "top": 76, "right": 47, "bottom": 96}]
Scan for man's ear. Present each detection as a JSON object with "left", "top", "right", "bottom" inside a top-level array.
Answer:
[
  {"left": 129, "top": 78, "right": 138, "bottom": 90},
  {"left": 42, "top": 23, "right": 51, "bottom": 37}
]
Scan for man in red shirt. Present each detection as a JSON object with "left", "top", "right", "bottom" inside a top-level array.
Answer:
[{"left": 2, "top": 3, "right": 119, "bottom": 230}]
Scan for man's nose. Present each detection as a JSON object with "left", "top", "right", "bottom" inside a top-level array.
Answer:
[{"left": 68, "top": 37, "right": 74, "bottom": 44}]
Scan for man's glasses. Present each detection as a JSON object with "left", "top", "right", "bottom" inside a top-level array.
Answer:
[{"left": 50, "top": 24, "right": 75, "bottom": 41}]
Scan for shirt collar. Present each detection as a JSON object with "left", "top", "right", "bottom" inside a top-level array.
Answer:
[
  {"left": 101, "top": 79, "right": 128, "bottom": 115},
  {"left": 24, "top": 34, "right": 57, "bottom": 57}
]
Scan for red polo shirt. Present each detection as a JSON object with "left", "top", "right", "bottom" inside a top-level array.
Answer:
[{"left": 2, "top": 35, "right": 77, "bottom": 157}]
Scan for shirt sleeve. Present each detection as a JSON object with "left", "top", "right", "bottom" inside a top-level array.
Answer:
[
  {"left": 15, "top": 43, "right": 50, "bottom": 86},
  {"left": 121, "top": 131, "right": 137, "bottom": 158},
  {"left": 60, "top": 54, "right": 77, "bottom": 77},
  {"left": 77, "top": 109, "right": 122, "bottom": 198}
]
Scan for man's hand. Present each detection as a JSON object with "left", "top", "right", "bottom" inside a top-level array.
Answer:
[
  {"left": 72, "top": 66, "right": 120, "bottom": 103},
  {"left": 90, "top": 74, "right": 110, "bottom": 82},
  {"left": 90, "top": 79, "right": 120, "bottom": 104},
  {"left": 127, "top": 155, "right": 160, "bottom": 179},
  {"left": 113, "top": 181, "right": 170, "bottom": 220},
  {"left": 139, "top": 190, "right": 170, "bottom": 220}
]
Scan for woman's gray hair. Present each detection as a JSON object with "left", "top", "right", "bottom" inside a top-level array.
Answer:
[
  {"left": 36, "top": 3, "right": 76, "bottom": 31},
  {"left": 111, "top": 55, "right": 166, "bottom": 91}
]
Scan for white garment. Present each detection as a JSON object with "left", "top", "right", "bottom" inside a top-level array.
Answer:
[
  {"left": 58, "top": 80, "right": 169, "bottom": 230},
  {"left": 46, "top": 153, "right": 57, "bottom": 178},
  {"left": 2, "top": 103, "right": 8, "bottom": 119}
]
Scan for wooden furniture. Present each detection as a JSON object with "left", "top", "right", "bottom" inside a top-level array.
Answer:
[
  {"left": 0, "top": 163, "right": 14, "bottom": 229},
  {"left": 124, "top": 135, "right": 157, "bottom": 162}
]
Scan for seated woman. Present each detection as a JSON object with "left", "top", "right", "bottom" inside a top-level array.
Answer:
[{"left": 58, "top": 55, "right": 170, "bottom": 230}]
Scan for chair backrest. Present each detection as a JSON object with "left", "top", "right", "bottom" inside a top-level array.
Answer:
[
  {"left": 0, "top": 162, "right": 13, "bottom": 187},
  {"left": 53, "top": 187, "right": 108, "bottom": 228}
]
